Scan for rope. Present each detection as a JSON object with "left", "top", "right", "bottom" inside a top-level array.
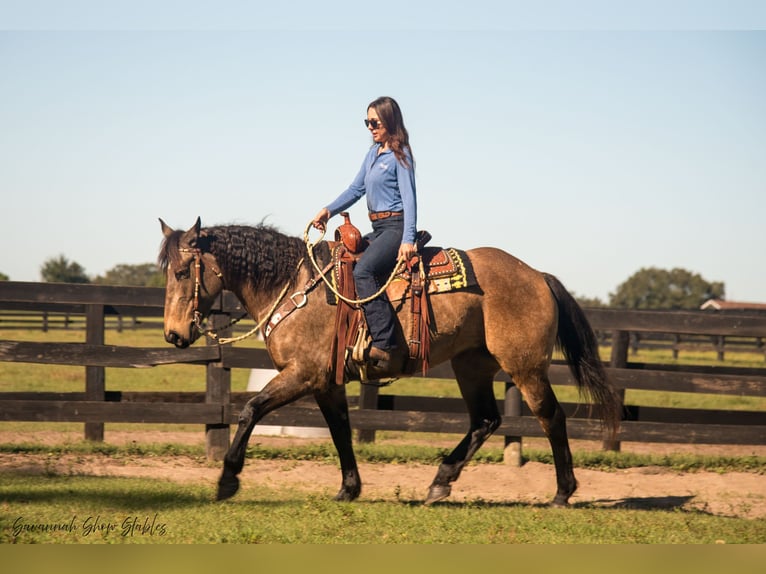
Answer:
[{"left": 303, "top": 221, "right": 406, "bottom": 306}]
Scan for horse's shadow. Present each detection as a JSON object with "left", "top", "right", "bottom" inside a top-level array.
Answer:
[
  {"left": 394, "top": 495, "right": 700, "bottom": 514},
  {"left": 572, "top": 495, "right": 698, "bottom": 512}
]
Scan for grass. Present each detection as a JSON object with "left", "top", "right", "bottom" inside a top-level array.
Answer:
[{"left": 2, "top": 474, "right": 764, "bottom": 544}]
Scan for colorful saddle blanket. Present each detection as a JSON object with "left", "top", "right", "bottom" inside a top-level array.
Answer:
[{"left": 387, "top": 246, "right": 477, "bottom": 303}]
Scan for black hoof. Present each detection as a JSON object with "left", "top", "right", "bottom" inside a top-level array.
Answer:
[
  {"left": 334, "top": 486, "right": 361, "bottom": 502},
  {"left": 550, "top": 494, "right": 571, "bottom": 508},
  {"left": 216, "top": 475, "right": 240, "bottom": 501},
  {"left": 424, "top": 484, "right": 451, "bottom": 505}
]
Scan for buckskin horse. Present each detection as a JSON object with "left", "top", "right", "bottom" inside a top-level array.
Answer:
[{"left": 158, "top": 217, "right": 622, "bottom": 506}]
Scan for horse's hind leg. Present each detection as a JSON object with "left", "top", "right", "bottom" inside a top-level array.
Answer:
[
  {"left": 314, "top": 383, "right": 361, "bottom": 501},
  {"left": 425, "top": 350, "right": 501, "bottom": 505},
  {"left": 516, "top": 370, "right": 577, "bottom": 506}
]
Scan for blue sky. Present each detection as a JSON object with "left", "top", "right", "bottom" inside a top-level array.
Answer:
[{"left": 1, "top": 3, "right": 765, "bottom": 302}]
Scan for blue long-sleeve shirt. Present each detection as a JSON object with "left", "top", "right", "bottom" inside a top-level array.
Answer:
[{"left": 326, "top": 143, "right": 417, "bottom": 245}]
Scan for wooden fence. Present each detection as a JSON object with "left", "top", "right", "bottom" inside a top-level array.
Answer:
[
  {"left": 1, "top": 281, "right": 765, "bottom": 463},
  {"left": 5, "top": 306, "right": 765, "bottom": 363}
]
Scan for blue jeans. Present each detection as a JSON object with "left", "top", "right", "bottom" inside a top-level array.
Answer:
[{"left": 353, "top": 216, "right": 403, "bottom": 351}]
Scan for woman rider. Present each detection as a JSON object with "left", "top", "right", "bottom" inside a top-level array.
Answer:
[{"left": 312, "top": 96, "right": 417, "bottom": 373}]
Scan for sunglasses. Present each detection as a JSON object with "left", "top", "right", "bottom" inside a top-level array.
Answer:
[{"left": 364, "top": 118, "right": 383, "bottom": 129}]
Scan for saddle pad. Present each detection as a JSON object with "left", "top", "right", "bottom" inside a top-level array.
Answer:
[{"left": 387, "top": 247, "right": 477, "bottom": 303}]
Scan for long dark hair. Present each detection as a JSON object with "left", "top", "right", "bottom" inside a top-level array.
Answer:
[{"left": 368, "top": 96, "right": 414, "bottom": 169}]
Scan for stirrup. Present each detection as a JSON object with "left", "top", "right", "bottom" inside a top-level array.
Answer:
[
  {"left": 351, "top": 321, "right": 369, "bottom": 365},
  {"left": 346, "top": 315, "right": 398, "bottom": 386}
]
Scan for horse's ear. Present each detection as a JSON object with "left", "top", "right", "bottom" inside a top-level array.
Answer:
[
  {"left": 159, "top": 218, "right": 174, "bottom": 238},
  {"left": 191, "top": 217, "right": 202, "bottom": 237},
  {"left": 182, "top": 217, "right": 203, "bottom": 248}
]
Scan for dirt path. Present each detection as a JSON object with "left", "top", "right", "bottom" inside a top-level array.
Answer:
[{"left": 2, "top": 431, "right": 765, "bottom": 520}]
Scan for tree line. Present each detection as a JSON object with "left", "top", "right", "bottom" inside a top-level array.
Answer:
[
  {"left": 0, "top": 255, "right": 164, "bottom": 288},
  {"left": 1, "top": 256, "right": 728, "bottom": 310}
]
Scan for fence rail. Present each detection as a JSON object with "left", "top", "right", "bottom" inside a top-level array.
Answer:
[
  {"left": 1, "top": 281, "right": 765, "bottom": 462},
  {"left": 4, "top": 302, "right": 764, "bottom": 361}
]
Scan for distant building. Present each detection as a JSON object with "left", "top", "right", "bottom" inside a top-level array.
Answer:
[{"left": 700, "top": 299, "right": 766, "bottom": 311}]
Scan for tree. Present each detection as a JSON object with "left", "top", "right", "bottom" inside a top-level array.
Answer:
[
  {"left": 609, "top": 267, "right": 724, "bottom": 310},
  {"left": 93, "top": 263, "right": 165, "bottom": 287},
  {"left": 40, "top": 255, "right": 90, "bottom": 284},
  {"left": 0, "top": 272, "right": 8, "bottom": 281}
]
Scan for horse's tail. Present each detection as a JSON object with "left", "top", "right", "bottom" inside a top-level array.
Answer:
[{"left": 543, "top": 273, "right": 623, "bottom": 438}]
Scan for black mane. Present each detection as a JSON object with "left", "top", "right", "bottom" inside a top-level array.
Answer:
[{"left": 159, "top": 224, "right": 307, "bottom": 291}]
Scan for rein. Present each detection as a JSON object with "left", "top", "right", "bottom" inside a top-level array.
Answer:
[{"left": 303, "top": 221, "right": 405, "bottom": 305}]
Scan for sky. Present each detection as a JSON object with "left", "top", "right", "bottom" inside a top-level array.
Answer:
[{"left": 1, "top": 2, "right": 765, "bottom": 303}]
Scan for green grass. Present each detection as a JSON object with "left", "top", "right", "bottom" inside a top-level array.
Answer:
[{"left": 1, "top": 474, "right": 763, "bottom": 544}]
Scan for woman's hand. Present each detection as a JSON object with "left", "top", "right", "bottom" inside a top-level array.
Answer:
[
  {"left": 312, "top": 208, "right": 331, "bottom": 231},
  {"left": 398, "top": 242, "right": 417, "bottom": 262}
]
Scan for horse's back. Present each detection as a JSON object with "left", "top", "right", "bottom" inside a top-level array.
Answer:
[{"left": 465, "top": 246, "right": 553, "bottom": 302}]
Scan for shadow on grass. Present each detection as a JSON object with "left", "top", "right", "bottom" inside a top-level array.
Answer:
[
  {"left": 0, "top": 476, "right": 210, "bottom": 510},
  {"left": 389, "top": 494, "right": 703, "bottom": 514},
  {"left": 573, "top": 495, "right": 698, "bottom": 512}
]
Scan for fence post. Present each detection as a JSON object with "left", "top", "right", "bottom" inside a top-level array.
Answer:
[
  {"left": 604, "top": 329, "right": 629, "bottom": 452},
  {"left": 84, "top": 304, "right": 105, "bottom": 442},
  {"left": 357, "top": 383, "right": 379, "bottom": 443},
  {"left": 715, "top": 335, "right": 725, "bottom": 362},
  {"left": 503, "top": 379, "right": 522, "bottom": 466},
  {"left": 206, "top": 313, "right": 231, "bottom": 461}
]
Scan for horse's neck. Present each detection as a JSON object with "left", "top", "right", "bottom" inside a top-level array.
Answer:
[{"left": 233, "top": 263, "right": 307, "bottom": 325}]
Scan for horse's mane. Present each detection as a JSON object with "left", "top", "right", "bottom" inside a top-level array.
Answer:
[{"left": 159, "top": 224, "right": 307, "bottom": 291}]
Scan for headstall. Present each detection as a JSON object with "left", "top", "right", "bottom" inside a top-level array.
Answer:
[{"left": 177, "top": 247, "right": 227, "bottom": 333}]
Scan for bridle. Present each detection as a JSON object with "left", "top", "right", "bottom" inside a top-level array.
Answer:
[{"left": 177, "top": 247, "right": 233, "bottom": 335}]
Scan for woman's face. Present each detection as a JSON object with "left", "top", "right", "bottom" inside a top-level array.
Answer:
[{"left": 366, "top": 107, "right": 389, "bottom": 146}]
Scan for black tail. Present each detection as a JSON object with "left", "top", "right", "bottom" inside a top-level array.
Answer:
[{"left": 543, "top": 273, "right": 622, "bottom": 438}]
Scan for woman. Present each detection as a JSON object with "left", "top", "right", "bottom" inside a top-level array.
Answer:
[{"left": 312, "top": 96, "right": 417, "bottom": 372}]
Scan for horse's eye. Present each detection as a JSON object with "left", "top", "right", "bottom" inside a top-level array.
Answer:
[{"left": 175, "top": 268, "right": 191, "bottom": 280}]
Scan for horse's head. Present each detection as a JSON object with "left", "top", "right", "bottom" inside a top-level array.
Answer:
[{"left": 158, "top": 217, "right": 225, "bottom": 348}]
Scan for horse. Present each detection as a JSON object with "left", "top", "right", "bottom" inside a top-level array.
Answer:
[{"left": 158, "top": 217, "right": 622, "bottom": 506}]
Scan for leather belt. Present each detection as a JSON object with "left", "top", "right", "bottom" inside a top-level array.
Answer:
[{"left": 369, "top": 211, "right": 403, "bottom": 222}]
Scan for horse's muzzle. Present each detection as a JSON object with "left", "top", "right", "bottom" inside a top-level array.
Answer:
[{"left": 165, "top": 330, "right": 191, "bottom": 349}]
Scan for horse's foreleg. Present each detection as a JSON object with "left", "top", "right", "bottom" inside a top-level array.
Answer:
[
  {"left": 314, "top": 384, "right": 361, "bottom": 501},
  {"left": 425, "top": 354, "right": 501, "bottom": 505},
  {"left": 217, "top": 370, "right": 310, "bottom": 501}
]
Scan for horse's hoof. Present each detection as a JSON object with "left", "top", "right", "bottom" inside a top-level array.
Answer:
[
  {"left": 424, "top": 484, "right": 451, "bottom": 505},
  {"left": 333, "top": 486, "right": 361, "bottom": 502},
  {"left": 550, "top": 494, "right": 570, "bottom": 508},
  {"left": 216, "top": 476, "right": 240, "bottom": 501}
]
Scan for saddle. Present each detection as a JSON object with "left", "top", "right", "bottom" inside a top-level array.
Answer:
[{"left": 329, "top": 213, "right": 476, "bottom": 384}]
